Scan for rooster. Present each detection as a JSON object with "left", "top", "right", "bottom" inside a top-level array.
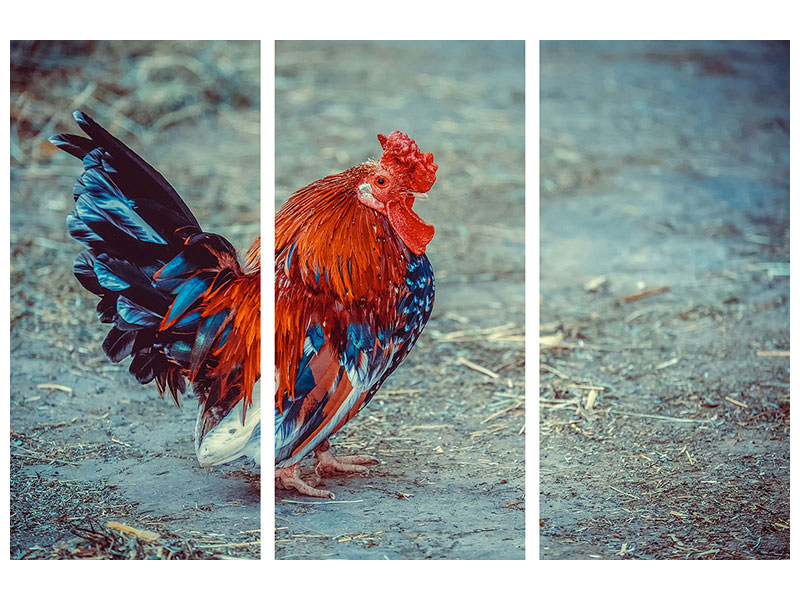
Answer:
[
  {"left": 275, "top": 131, "right": 437, "bottom": 497},
  {"left": 50, "top": 111, "right": 261, "bottom": 469}
]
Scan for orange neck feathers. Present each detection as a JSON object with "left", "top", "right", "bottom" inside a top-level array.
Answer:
[
  {"left": 276, "top": 166, "right": 409, "bottom": 304},
  {"left": 275, "top": 166, "right": 411, "bottom": 404},
  {"left": 202, "top": 235, "right": 261, "bottom": 412},
  {"left": 275, "top": 131, "right": 437, "bottom": 405},
  {"left": 246, "top": 236, "right": 261, "bottom": 271}
]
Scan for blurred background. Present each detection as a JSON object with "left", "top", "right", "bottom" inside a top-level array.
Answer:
[
  {"left": 10, "top": 40, "right": 260, "bottom": 559},
  {"left": 275, "top": 41, "right": 525, "bottom": 559},
  {"left": 540, "top": 41, "right": 789, "bottom": 559}
]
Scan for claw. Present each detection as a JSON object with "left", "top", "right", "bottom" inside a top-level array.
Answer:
[
  {"left": 313, "top": 439, "right": 378, "bottom": 478},
  {"left": 276, "top": 464, "right": 334, "bottom": 499},
  {"left": 276, "top": 441, "right": 380, "bottom": 498}
]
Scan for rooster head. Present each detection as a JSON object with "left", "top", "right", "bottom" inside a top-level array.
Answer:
[{"left": 357, "top": 131, "right": 437, "bottom": 255}]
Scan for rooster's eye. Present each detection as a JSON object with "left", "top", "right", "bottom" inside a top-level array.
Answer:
[{"left": 377, "top": 177, "right": 386, "bottom": 185}]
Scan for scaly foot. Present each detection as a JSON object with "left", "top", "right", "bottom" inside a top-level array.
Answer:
[
  {"left": 275, "top": 464, "right": 333, "bottom": 499},
  {"left": 313, "top": 439, "right": 378, "bottom": 478}
]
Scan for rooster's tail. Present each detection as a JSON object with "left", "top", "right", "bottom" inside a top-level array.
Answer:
[{"left": 50, "top": 112, "right": 237, "bottom": 405}]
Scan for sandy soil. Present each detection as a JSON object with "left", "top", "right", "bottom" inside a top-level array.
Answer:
[
  {"left": 274, "top": 41, "right": 525, "bottom": 559},
  {"left": 10, "top": 41, "right": 261, "bottom": 559},
  {"left": 539, "top": 41, "right": 789, "bottom": 559}
]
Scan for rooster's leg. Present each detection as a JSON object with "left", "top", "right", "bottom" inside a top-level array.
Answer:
[
  {"left": 313, "top": 439, "right": 378, "bottom": 478},
  {"left": 275, "top": 464, "right": 333, "bottom": 499}
]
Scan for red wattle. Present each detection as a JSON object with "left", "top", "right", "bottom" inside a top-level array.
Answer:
[{"left": 387, "top": 200, "right": 434, "bottom": 255}]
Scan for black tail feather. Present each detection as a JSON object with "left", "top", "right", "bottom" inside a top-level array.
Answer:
[
  {"left": 102, "top": 327, "right": 137, "bottom": 363},
  {"left": 53, "top": 111, "right": 200, "bottom": 229},
  {"left": 53, "top": 112, "right": 248, "bottom": 411},
  {"left": 52, "top": 112, "right": 206, "bottom": 404}
]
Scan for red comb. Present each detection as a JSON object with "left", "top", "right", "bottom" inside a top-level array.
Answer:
[{"left": 378, "top": 131, "right": 437, "bottom": 193}]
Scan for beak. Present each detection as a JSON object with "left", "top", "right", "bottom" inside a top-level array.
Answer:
[{"left": 412, "top": 192, "right": 429, "bottom": 201}]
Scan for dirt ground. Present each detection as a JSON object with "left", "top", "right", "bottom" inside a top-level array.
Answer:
[
  {"left": 539, "top": 41, "right": 789, "bottom": 559},
  {"left": 274, "top": 41, "right": 525, "bottom": 559},
  {"left": 10, "top": 41, "right": 261, "bottom": 559}
]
